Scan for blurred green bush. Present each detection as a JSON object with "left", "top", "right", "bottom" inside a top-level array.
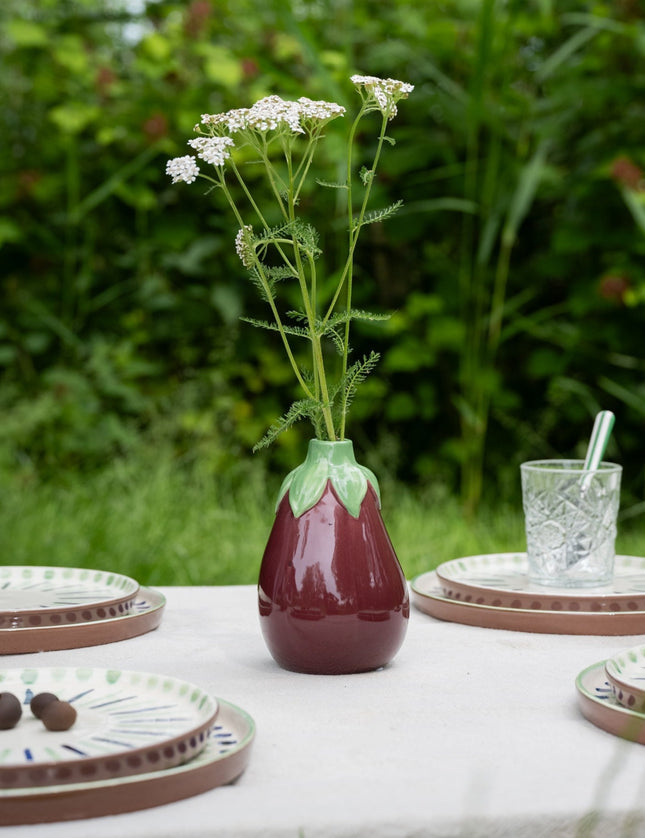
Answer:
[{"left": 1, "top": 0, "right": 645, "bottom": 514}]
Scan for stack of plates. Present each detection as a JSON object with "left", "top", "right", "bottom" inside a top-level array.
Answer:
[
  {"left": 0, "top": 666, "right": 255, "bottom": 824},
  {"left": 411, "top": 553, "right": 645, "bottom": 634},
  {"left": 0, "top": 566, "right": 165, "bottom": 653},
  {"left": 576, "top": 645, "right": 645, "bottom": 744},
  {"left": 605, "top": 645, "right": 645, "bottom": 713}
]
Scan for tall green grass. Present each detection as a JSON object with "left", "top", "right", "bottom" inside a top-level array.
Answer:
[
  {"left": 0, "top": 452, "right": 275, "bottom": 586},
  {"left": 1, "top": 449, "right": 643, "bottom": 585}
]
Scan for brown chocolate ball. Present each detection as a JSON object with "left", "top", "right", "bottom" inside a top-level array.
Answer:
[
  {"left": 40, "top": 700, "right": 77, "bottom": 731},
  {"left": 30, "top": 692, "right": 59, "bottom": 719},
  {"left": 0, "top": 692, "right": 22, "bottom": 729}
]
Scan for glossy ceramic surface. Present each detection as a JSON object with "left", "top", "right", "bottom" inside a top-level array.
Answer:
[
  {"left": 576, "top": 660, "right": 645, "bottom": 744},
  {"left": 0, "top": 587, "right": 165, "bottom": 654},
  {"left": 605, "top": 645, "right": 645, "bottom": 712},
  {"left": 412, "top": 571, "right": 645, "bottom": 635},
  {"left": 0, "top": 666, "right": 218, "bottom": 788},
  {"left": 0, "top": 566, "right": 140, "bottom": 627},
  {"left": 436, "top": 553, "right": 645, "bottom": 612},
  {"left": 259, "top": 441, "right": 409, "bottom": 674},
  {"left": 0, "top": 699, "right": 254, "bottom": 825}
]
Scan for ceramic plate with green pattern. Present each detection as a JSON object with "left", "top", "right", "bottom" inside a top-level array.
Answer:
[
  {"left": 0, "top": 666, "right": 218, "bottom": 788},
  {"left": 605, "top": 645, "right": 645, "bottom": 712},
  {"left": 576, "top": 659, "right": 645, "bottom": 744},
  {"left": 0, "top": 699, "right": 254, "bottom": 826},
  {"left": 0, "top": 567, "right": 140, "bottom": 627},
  {"left": 436, "top": 553, "right": 645, "bottom": 612},
  {"left": 0, "top": 587, "right": 165, "bottom": 654},
  {"left": 412, "top": 571, "right": 645, "bottom": 634}
]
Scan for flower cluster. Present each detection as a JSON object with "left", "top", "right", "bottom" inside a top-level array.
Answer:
[
  {"left": 187, "top": 136, "right": 235, "bottom": 167},
  {"left": 165, "top": 155, "right": 200, "bottom": 184},
  {"left": 168, "top": 94, "right": 347, "bottom": 185},
  {"left": 350, "top": 75, "right": 414, "bottom": 119},
  {"left": 198, "top": 95, "right": 345, "bottom": 138},
  {"left": 165, "top": 75, "right": 413, "bottom": 447}
]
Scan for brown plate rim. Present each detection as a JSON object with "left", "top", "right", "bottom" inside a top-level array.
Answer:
[
  {"left": 0, "top": 666, "right": 218, "bottom": 788},
  {"left": 576, "top": 660, "right": 645, "bottom": 744},
  {"left": 0, "top": 567, "right": 141, "bottom": 627},
  {"left": 411, "top": 572, "right": 645, "bottom": 635},
  {"left": 0, "top": 700, "right": 254, "bottom": 826},
  {"left": 0, "top": 587, "right": 165, "bottom": 654},
  {"left": 435, "top": 554, "right": 645, "bottom": 613},
  {"left": 604, "top": 648, "right": 645, "bottom": 709}
]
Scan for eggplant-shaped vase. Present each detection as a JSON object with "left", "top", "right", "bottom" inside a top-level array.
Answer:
[{"left": 258, "top": 439, "right": 409, "bottom": 674}]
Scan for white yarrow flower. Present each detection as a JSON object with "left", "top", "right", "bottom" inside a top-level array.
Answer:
[
  {"left": 188, "top": 136, "right": 235, "bottom": 166},
  {"left": 224, "top": 107, "right": 251, "bottom": 132},
  {"left": 198, "top": 96, "right": 345, "bottom": 138},
  {"left": 350, "top": 74, "right": 414, "bottom": 119},
  {"left": 246, "top": 95, "right": 304, "bottom": 134},
  {"left": 297, "top": 97, "right": 346, "bottom": 123},
  {"left": 165, "top": 155, "right": 200, "bottom": 184}
]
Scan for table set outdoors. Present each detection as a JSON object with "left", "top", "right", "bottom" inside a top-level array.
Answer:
[
  {"left": 2, "top": 585, "right": 645, "bottom": 837},
  {"left": 3, "top": 409, "right": 645, "bottom": 835}
]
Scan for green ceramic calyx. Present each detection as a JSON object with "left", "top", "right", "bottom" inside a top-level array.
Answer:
[{"left": 276, "top": 439, "right": 381, "bottom": 519}]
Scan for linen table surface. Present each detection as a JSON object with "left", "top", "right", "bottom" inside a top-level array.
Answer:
[{"left": 1, "top": 584, "right": 644, "bottom": 837}]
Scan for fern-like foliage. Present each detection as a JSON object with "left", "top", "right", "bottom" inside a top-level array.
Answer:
[
  {"left": 324, "top": 309, "right": 391, "bottom": 329},
  {"left": 339, "top": 351, "right": 381, "bottom": 419},
  {"left": 290, "top": 219, "right": 321, "bottom": 257},
  {"left": 320, "top": 310, "right": 391, "bottom": 355},
  {"left": 248, "top": 267, "right": 274, "bottom": 303},
  {"left": 253, "top": 398, "right": 324, "bottom": 451},
  {"left": 240, "top": 316, "right": 310, "bottom": 341},
  {"left": 254, "top": 220, "right": 321, "bottom": 260},
  {"left": 264, "top": 265, "right": 299, "bottom": 283},
  {"left": 315, "top": 178, "right": 349, "bottom": 190},
  {"left": 352, "top": 200, "right": 403, "bottom": 231}
]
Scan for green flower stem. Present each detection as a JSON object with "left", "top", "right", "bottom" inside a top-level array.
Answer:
[
  {"left": 285, "top": 147, "right": 336, "bottom": 440},
  {"left": 231, "top": 163, "right": 300, "bottom": 282},
  {"left": 334, "top": 109, "right": 390, "bottom": 438},
  {"left": 229, "top": 161, "right": 300, "bottom": 280},
  {"left": 225, "top": 161, "right": 321, "bottom": 422},
  {"left": 321, "top": 106, "right": 386, "bottom": 326},
  {"left": 214, "top": 173, "right": 315, "bottom": 402},
  {"left": 259, "top": 136, "right": 290, "bottom": 222},
  {"left": 229, "top": 159, "right": 273, "bottom": 231},
  {"left": 293, "top": 137, "right": 319, "bottom": 204}
]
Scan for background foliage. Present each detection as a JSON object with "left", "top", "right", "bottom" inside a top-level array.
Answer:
[{"left": 2, "top": 0, "right": 645, "bottom": 522}]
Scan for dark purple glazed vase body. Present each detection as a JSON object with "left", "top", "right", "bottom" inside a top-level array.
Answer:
[{"left": 258, "top": 439, "right": 409, "bottom": 674}]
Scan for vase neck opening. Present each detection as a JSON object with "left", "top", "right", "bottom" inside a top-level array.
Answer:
[{"left": 306, "top": 439, "right": 357, "bottom": 467}]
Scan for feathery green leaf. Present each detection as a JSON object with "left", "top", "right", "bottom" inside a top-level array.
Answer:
[
  {"left": 240, "top": 316, "right": 310, "bottom": 340},
  {"left": 352, "top": 200, "right": 403, "bottom": 230},
  {"left": 253, "top": 399, "right": 323, "bottom": 450},
  {"left": 315, "top": 179, "right": 349, "bottom": 190}
]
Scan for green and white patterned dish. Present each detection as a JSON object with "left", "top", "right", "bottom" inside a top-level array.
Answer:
[
  {"left": 0, "top": 666, "right": 218, "bottom": 788},
  {"left": 605, "top": 645, "right": 645, "bottom": 712},
  {"left": 0, "top": 567, "right": 140, "bottom": 627},
  {"left": 576, "top": 659, "right": 645, "bottom": 744},
  {"left": 412, "top": 571, "right": 645, "bottom": 635},
  {"left": 0, "top": 699, "right": 254, "bottom": 826},
  {"left": 436, "top": 553, "right": 645, "bottom": 612},
  {"left": 0, "top": 587, "right": 165, "bottom": 654}
]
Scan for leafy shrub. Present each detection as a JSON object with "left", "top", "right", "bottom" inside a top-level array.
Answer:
[{"left": 2, "top": 0, "right": 645, "bottom": 516}]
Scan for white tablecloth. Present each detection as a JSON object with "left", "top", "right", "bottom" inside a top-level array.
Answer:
[{"left": 3, "top": 584, "right": 645, "bottom": 837}]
